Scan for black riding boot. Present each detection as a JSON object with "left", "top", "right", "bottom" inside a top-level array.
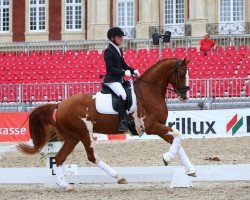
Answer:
[{"left": 118, "top": 96, "right": 128, "bottom": 132}]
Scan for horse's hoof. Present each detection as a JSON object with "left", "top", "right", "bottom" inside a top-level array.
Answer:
[
  {"left": 57, "top": 182, "right": 74, "bottom": 192},
  {"left": 64, "top": 185, "right": 74, "bottom": 192},
  {"left": 187, "top": 173, "right": 197, "bottom": 177},
  {"left": 163, "top": 159, "right": 168, "bottom": 166},
  {"left": 185, "top": 165, "right": 196, "bottom": 176},
  {"left": 117, "top": 177, "right": 128, "bottom": 184},
  {"left": 163, "top": 152, "right": 174, "bottom": 164}
]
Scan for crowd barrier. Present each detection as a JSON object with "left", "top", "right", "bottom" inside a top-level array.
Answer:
[{"left": 0, "top": 78, "right": 249, "bottom": 112}]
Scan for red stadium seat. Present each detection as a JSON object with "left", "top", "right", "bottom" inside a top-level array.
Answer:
[
  {"left": 41, "top": 51, "right": 51, "bottom": 56},
  {"left": 29, "top": 51, "right": 40, "bottom": 57},
  {"left": 77, "top": 49, "right": 87, "bottom": 55},
  {"left": 161, "top": 52, "right": 173, "bottom": 58},
  {"left": 225, "top": 46, "right": 236, "bottom": 54},
  {"left": 149, "top": 48, "right": 159, "bottom": 54},
  {"left": 52, "top": 50, "right": 63, "bottom": 56},
  {"left": 235, "top": 69, "right": 249, "bottom": 78},
  {"left": 125, "top": 49, "right": 136, "bottom": 56},
  {"left": 187, "top": 47, "right": 197, "bottom": 54},
  {"left": 5, "top": 52, "right": 15, "bottom": 57},
  {"left": 65, "top": 50, "right": 75, "bottom": 56},
  {"left": 18, "top": 51, "right": 27, "bottom": 57},
  {"left": 214, "top": 46, "right": 223, "bottom": 54},
  {"left": 209, "top": 69, "right": 222, "bottom": 78},
  {"left": 221, "top": 70, "right": 235, "bottom": 78},
  {"left": 162, "top": 48, "right": 172, "bottom": 53},
  {"left": 238, "top": 45, "right": 248, "bottom": 54},
  {"left": 137, "top": 48, "right": 148, "bottom": 55},
  {"left": 174, "top": 48, "right": 185, "bottom": 54},
  {"left": 88, "top": 49, "right": 99, "bottom": 56}
]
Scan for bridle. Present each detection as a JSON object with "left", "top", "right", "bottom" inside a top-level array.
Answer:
[
  {"left": 171, "top": 59, "right": 190, "bottom": 96},
  {"left": 134, "top": 59, "right": 190, "bottom": 99}
]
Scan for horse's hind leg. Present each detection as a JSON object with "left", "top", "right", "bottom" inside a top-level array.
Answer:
[
  {"left": 54, "top": 136, "right": 79, "bottom": 190},
  {"left": 159, "top": 132, "right": 196, "bottom": 176},
  {"left": 80, "top": 119, "right": 127, "bottom": 184}
]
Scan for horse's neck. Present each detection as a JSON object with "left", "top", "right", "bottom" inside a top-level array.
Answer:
[
  {"left": 133, "top": 75, "right": 169, "bottom": 105},
  {"left": 141, "top": 63, "right": 171, "bottom": 96}
]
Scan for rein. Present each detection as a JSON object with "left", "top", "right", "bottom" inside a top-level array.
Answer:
[
  {"left": 134, "top": 59, "right": 189, "bottom": 99},
  {"left": 134, "top": 78, "right": 175, "bottom": 100}
]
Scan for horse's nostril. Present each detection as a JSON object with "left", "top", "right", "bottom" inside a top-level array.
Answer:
[{"left": 181, "top": 95, "right": 187, "bottom": 100}]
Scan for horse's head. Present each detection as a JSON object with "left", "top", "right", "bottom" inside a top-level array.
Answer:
[
  {"left": 136, "top": 57, "right": 190, "bottom": 102},
  {"left": 168, "top": 58, "right": 190, "bottom": 101}
]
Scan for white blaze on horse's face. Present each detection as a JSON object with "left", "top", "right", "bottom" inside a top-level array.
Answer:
[
  {"left": 185, "top": 68, "right": 190, "bottom": 100},
  {"left": 177, "top": 64, "right": 189, "bottom": 102}
]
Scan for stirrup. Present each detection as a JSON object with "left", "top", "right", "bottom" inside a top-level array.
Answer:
[{"left": 119, "top": 120, "right": 128, "bottom": 132}]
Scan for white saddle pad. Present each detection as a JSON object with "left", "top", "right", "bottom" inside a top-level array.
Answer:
[{"left": 95, "top": 80, "right": 137, "bottom": 115}]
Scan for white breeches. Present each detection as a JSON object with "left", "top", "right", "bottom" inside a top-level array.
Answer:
[{"left": 104, "top": 82, "right": 127, "bottom": 100}]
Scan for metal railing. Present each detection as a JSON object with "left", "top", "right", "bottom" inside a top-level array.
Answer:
[
  {"left": 0, "top": 35, "right": 249, "bottom": 55},
  {"left": 0, "top": 78, "right": 249, "bottom": 112},
  {"left": 207, "top": 22, "right": 250, "bottom": 35},
  {"left": 149, "top": 24, "right": 192, "bottom": 36}
]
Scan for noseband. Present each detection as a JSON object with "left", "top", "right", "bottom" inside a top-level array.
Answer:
[{"left": 172, "top": 60, "right": 190, "bottom": 96}]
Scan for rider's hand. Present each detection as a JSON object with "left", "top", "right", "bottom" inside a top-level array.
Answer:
[
  {"left": 134, "top": 69, "right": 140, "bottom": 77},
  {"left": 125, "top": 70, "right": 131, "bottom": 77}
]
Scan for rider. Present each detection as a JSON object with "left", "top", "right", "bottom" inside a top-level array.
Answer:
[{"left": 103, "top": 27, "right": 140, "bottom": 132}]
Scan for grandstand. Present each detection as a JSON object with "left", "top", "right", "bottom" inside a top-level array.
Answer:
[{"left": 0, "top": 37, "right": 249, "bottom": 112}]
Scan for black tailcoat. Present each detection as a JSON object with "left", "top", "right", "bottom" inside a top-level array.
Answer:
[{"left": 103, "top": 44, "right": 135, "bottom": 83}]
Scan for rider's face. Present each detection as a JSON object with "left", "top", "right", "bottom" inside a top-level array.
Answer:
[{"left": 113, "top": 36, "right": 124, "bottom": 45}]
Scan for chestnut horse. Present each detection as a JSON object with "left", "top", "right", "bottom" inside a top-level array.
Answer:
[{"left": 18, "top": 58, "right": 196, "bottom": 190}]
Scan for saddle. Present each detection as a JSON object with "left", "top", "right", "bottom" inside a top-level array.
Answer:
[
  {"left": 95, "top": 80, "right": 139, "bottom": 136},
  {"left": 95, "top": 80, "right": 136, "bottom": 114},
  {"left": 100, "top": 81, "right": 133, "bottom": 112}
]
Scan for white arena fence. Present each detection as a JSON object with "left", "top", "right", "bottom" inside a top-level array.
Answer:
[{"left": 0, "top": 78, "right": 249, "bottom": 112}]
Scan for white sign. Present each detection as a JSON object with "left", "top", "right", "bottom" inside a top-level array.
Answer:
[{"left": 167, "top": 108, "right": 250, "bottom": 138}]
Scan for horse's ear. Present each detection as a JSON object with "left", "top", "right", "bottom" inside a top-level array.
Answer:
[
  {"left": 185, "top": 59, "right": 191, "bottom": 65},
  {"left": 180, "top": 58, "right": 187, "bottom": 66},
  {"left": 181, "top": 58, "right": 190, "bottom": 66}
]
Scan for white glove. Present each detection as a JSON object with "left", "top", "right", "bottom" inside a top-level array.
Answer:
[
  {"left": 125, "top": 70, "right": 131, "bottom": 77},
  {"left": 134, "top": 69, "right": 140, "bottom": 77}
]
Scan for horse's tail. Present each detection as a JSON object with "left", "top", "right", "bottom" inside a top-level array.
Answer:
[{"left": 17, "top": 103, "right": 59, "bottom": 155}]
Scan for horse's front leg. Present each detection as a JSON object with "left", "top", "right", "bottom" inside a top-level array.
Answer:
[
  {"left": 145, "top": 122, "right": 182, "bottom": 161},
  {"left": 159, "top": 133, "right": 196, "bottom": 177},
  {"left": 146, "top": 122, "right": 196, "bottom": 176}
]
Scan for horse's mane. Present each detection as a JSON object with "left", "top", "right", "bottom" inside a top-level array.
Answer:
[{"left": 140, "top": 58, "right": 175, "bottom": 79}]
